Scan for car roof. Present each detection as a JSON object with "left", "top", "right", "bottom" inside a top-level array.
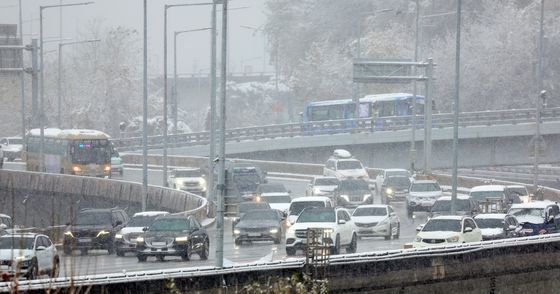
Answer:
[
  {"left": 430, "top": 215, "right": 466, "bottom": 221},
  {"left": 155, "top": 214, "right": 192, "bottom": 220},
  {"left": 384, "top": 168, "right": 408, "bottom": 172},
  {"left": 510, "top": 201, "right": 557, "bottom": 209},
  {"left": 314, "top": 176, "right": 338, "bottom": 180},
  {"left": 506, "top": 185, "right": 527, "bottom": 189},
  {"left": 0, "top": 214, "right": 11, "bottom": 218},
  {"left": 470, "top": 185, "right": 506, "bottom": 192},
  {"left": 132, "top": 211, "right": 169, "bottom": 217},
  {"left": 244, "top": 209, "right": 278, "bottom": 214},
  {"left": 79, "top": 208, "right": 122, "bottom": 213},
  {"left": 474, "top": 213, "right": 508, "bottom": 219},
  {"left": 436, "top": 195, "right": 471, "bottom": 201},
  {"left": 1, "top": 233, "right": 42, "bottom": 238},
  {"left": 412, "top": 180, "right": 438, "bottom": 184},
  {"left": 291, "top": 196, "right": 331, "bottom": 202},
  {"left": 355, "top": 204, "right": 389, "bottom": 209},
  {"left": 174, "top": 168, "right": 201, "bottom": 172}
]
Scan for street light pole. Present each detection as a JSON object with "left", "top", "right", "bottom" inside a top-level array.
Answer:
[
  {"left": 19, "top": 0, "right": 26, "bottom": 142},
  {"left": 58, "top": 39, "right": 100, "bottom": 128},
  {"left": 410, "top": 0, "right": 420, "bottom": 172},
  {"left": 39, "top": 1, "right": 93, "bottom": 172},
  {"left": 208, "top": 1, "right": 217, "bottom": 206},
  {"left": 451, "top": 0, "right": 462, "bottom": 215},
  {"left": 534, "top": 0, "right": 545, "bottom": 190},
  {"left": 142, "top": 0, "right": 148, "bottom": 211}
]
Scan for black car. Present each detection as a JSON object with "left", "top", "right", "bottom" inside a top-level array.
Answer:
[
  {"left": 136, "top": 215, "right": 209, "bottom": 262},
  {"left": 335, "top": 179, "right": 373, "bottom": 208},
  {"left": 63, "top": 207, "right": 128, "bottom": 255},
  {"left": 381, "top": 176, "right": 411, "bottom": 202},
  {"left": 233, "top": 209, "right": 285, "bottom": 245}
]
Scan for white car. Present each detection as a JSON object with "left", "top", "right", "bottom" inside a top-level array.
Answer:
[
  {"left": 412, "top": 215, "right": 482, "bottom": 248},
  {"left": 505, "top": 185, "right": 531, "bottom": 203},
  {"left": 0, "top": 233, "right": 59, "bottom": 280},
  {"left": 306, "top": 176, "right": 339, "bottom": 196},
  {"left": 168, "top": 168, "right": 207, "bottom": 196},
  {"left": 285, "top": 207, "right": 357, "bottom": 256},
  {"left": 286, "top": 196, "right": 334, "bottom": 225},
  {"left": 114, "top": 211, "right": 169, "bottom": 256},
  {"left": 323, "top": 150, "right": 369, "bottom": 181},
  {"left": 255, "top": 183, "right": 291, "bottom": 209},
  {"left": 352, "top": 205, "right": 400, "bottom": 240},
  {"left": 375, "top": 168, "right": 411, "bottom": 194},
  {"left": 406, "top": 180, "right": 443, "bottom": 216},
  {"left": 0, "top": 136, "right": 23, "bottom": 162}
]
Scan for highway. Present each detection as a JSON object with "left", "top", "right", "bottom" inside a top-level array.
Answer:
[{"left": 3, "top": 161, "right": 425, "bottom": 278}]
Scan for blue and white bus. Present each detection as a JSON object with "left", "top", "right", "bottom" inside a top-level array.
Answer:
[{"left": 302, "top": 93, "right": 425, "bottom": 133}]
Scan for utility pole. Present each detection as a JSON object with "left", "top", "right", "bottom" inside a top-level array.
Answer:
[
  {"left": 142, "top": 0, "right": 148, "bottom": 211},
  {"left": 423, "top": 58, "right": 433, "bottom": 175},
  {"left": 216, "top": 0, "right": 228, "bottom": 269},
  {"left": 208, "top": 2, "right": 218, "bottom": 205},
  {"left": 534, "top": 0, "right": 545, "bottom": 190},
  {"left": 451, "top": 0, "right": 462, "bottom": 215},
  {"left": 19, "top": 0, "right": 26, "bottom": 141},
  {"left": 31, "top": 39, "right": 38, "bottom": 129},
  {"left": 410, "top": 0, "right": 420, "bottom": 172}
]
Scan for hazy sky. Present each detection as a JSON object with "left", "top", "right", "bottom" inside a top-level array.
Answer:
[{"left": 1, "top": 0, "right": 269, "bottom": 76}]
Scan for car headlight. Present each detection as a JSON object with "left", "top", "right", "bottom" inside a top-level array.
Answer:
[
  {"left": 414, "top": 236, "right": 422, "bottom": 242},
  {"left": 340, "top": 195, "right": 349, "bottom": 202},
  {"left": 255, "top": 196, "right": 262, "bottom": 202},
  {"left": 447, "top": 235, "right": 460, "bottom": 243},
  {"left": 96, "top": 230, "right": 110, "bottom": 237},
  {"left": 313, "top": 187, "right": 322, "bottom": 194},
  {"left": 379, "top": 218, "right": 389, "bottom": 225},
  {"left": 362, "top": 194, "right": 372, "bottom": 201},
  {"left": 234, "top": 229, "right": 241, "bottom": 235},
  {"left": 175, "top": 236, "right": 189, "bottom": 243},
  {"left": 385, "top": 188, "right": 394, "bottom": 195},
  {"left": 64, "top": 231, "right": 74, "bottom": 238},
  {"left": 115, "top": 234, "right": 123, "bottom": 239},
  {"left": 72, "top": 165, "right": 81, "bottom": 173},
  {"left": 323, "top": 228, "right": 334, "bottom": 234},
  {"left": 104, "top": 165, "right": 111, "bottom": 172},
  {"left": 16, "top": 256, "right": 31, "bottom": 267},
  {"left": 269, "top": 228, "right": 279, "bottom": 234},
  {"left": 136, "top": 236, "right": 144, "bottom": 243},
  {"left": 199, "top": 178, "right": 206, "bottom": 187}
]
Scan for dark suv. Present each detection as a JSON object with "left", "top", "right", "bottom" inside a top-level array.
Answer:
[{"left": 63, "top": 207, "right": 128, "bottom": 255}]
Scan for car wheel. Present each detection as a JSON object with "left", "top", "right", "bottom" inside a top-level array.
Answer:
[
  {"left": 27, "top": 259, "right": 38, "bottom": 280},
  {"left": 394, "top": 224, "right": 400, "bottom": 239},
  {"left": 63, "top": 246, "right": 72, "bottom": 256},
  {"left": 199, "top": 239, "right": 209, "bottom": 260},
  {"left": 107, "top": 243, "right": 115, "bottom": 255},
  {"left": 407, "top": 206, "right": 413, "bottom": 218},
  {"left": 137, "top": 254, "right": 147, "bottom": 262},
  {"left": 181, "top": 243, "right": 192, "bottom": 261},
  {"left": 234, "top": 238, "right": 242, "bottom": 246},
  {"left": 286, "top": 247, "right": 296, "bottom": 256},
  {"left": 80, "top": 249, "right": 88, "bottom": 255},
  {"left": 116, "top": 249, "right": 125, "bottom": 257},
  {"left": 346, "top": 233, "right": 357, "bottom": 253},
  {"left": 156, "top": 255, "right": 165, "bottom": 262},
  {"left": 51, "top": 257, "right": 60, "bottom": 278},
  {"left": 331, "top": 234, "right": 340, "bottom": 255},
  {"left": 385, "top": 225, "right": 392, "bottom": 240}
]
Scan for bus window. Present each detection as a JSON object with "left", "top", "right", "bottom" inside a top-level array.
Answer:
[
  {"left": 377, "top": 101, "right": 395, "bottom": 117},
  {"left": 309, "top": 105, "right": 345, "bottom": 121},
  {"left": 396, "top": 100, "right": 410, "bottom": 116}
]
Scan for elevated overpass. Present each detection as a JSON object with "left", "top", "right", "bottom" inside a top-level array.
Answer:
[{"left": 113, "top": 107, "right": 560, "bottom": 169}]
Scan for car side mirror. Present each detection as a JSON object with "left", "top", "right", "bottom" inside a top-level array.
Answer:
[
  {"left": 288, "top": 190, "right": 292, "bottom": 194},
  {"left": 65, "top": 222, "right": 71, "bottom": 227},
  {"left": 115, "top": 220, "right": 123, "bottom": 227},
  {"left": 338, "top": 219, "right": 346, "bottom": 225},
  {"left": 142, "top": 227, "right": 148, "bottom": 232},
  {"left": 0, "top": 224, "right": 7, "bottom": 230},
  {"left": 416, "top": 225, "right": 424, "bottom": 232},
  {"left": 548, "top": 215, "right": 555, "bottom": 223},
  {"left": 36, "top": 246, "right": 46, "bottom": 251},
  {"left": 389, "top": 212, "right": 396, "bottom": 217},
  {"left": 508, "top": 225, "right": 517, "bottom": 231},
  {"left": 464, "top": 227, "right": 473, "bottom": 233}
]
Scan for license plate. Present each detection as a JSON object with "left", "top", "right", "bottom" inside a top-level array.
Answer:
[
  {"left": 359, "top": 230, "right": 372, "bottom": 233},
  {"left": 152, "top": 242, "right": 166, "bottom": 246},
  {"left": 78, "top": 238, "right": 92, "bottom": 243},
  {"left": 248, "top": 233, "right": 260, "bottom": 237}
]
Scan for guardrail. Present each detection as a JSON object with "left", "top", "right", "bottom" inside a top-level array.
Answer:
[{"left": 112, "top": 107, "right": 560, "bottom": 151}]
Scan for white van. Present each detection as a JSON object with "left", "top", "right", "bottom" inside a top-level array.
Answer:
[{"left": 287, "top": 196, "right": 334, "bottom": 225}]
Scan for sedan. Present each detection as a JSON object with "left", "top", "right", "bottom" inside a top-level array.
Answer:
[
  {"left": 234, "top": 209, "right": 285, "bottom": 245},
  {"left": 136, "top": 215, "right": 209, "bottom": 262},
  {"left": 474, "top": 214, "right": 521, "bottom": 240},
  {"left": 352, "top": 205, "right": 400, "bottom": 240}
]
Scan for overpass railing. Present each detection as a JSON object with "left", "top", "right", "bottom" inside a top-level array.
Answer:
[{"left": 112, "top": 107, "right": 560, "bottom": 151}]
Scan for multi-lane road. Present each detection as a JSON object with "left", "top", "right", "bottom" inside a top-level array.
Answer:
[{"left": 3, "top": 161, "right": 426, "bottom": 278}]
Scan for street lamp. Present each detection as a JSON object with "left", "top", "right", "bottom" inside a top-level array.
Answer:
[
  {"left": 534, "top": 0, "right": 546, "bottom": 190},
  {"left": 451, "top": 0, "right": 462, "bottom": 215},
  {"left": 57, "top": 39, "right": 100, "bottom": 128},
  {"left": 39, "top": 1, "right": 93, "bottom": 172},
  {"left": 163, "top": 2, "right": 214, "bottom": 188}
]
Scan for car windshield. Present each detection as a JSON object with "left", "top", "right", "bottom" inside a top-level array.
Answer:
[
  {"left": 507, "top": 187, "right": 528, "bottom": 196},
  {"left": 337, "top": 160, "right": 362, "bottom": 170},
  {"left": 509, "top": 208, "right": 545, "bottom": 223},
  {"left": 174, "top": 170, "right": 201, "bottom": 177},
  {"left": 71, "top": 140, "right": 111, "bottom": 164},
  {"left": 475, "top": 218, "right": 504, "bottom": 229},
  {"left": 128, "top": 215, "right": 160, "bottom": 227},
  {"left": 149, "top": 219, "right": 189, "bottom": 231},
  {"left": 259, "top": 184, "right": 287, "bottom": 193},
  {"left": 241, "top": 210, "right": 278, "bottom": 221},
  {"left": 353, "top": 207, "right": 387, "bottom": 217},
  {"left": 233, "top": 171, "right": 261, "bottom": 192},
  {"left": 470, "top": 191, "right": 504, "bottom": 201},
  {"left": 261, "top": 196, "right": 291, "bottom": 203},
  {"left": 289, "top": 201, "right": 325, "bottom": 216},
  {"left": 315, "top": 178, "right": 339, "bottom": 186},
  {"left": 422, "top": 219, "right": 462, "bottom": 232},
  {"left": 386, "top": 170, "right": 409, "bottom": 177},
  {"left": 411, "top": 182, "right": 441, "bottom": 192},
  {"left": 75, "top": 212, "right": 112, "bottom": 226},
  {"left": 239, "top": 202, "right": 270, "bottom": 213},
  {"left": 297, "top": 209, "right": 336, "bottom": 223},
  {"left": 339, "top": 180, "right": 369, "bottom": 191},
  {"left": 8, "top": 138, "right": 23, "bottom": 145},
  {"left": 431, "top": 199, "right": 472, "bottom": 212},
  {"left": 0, "top": 237, "right": 34, "bottom": 250},
  {"left": 385, "top": 176, "right": 410, "bottom": 188}
]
